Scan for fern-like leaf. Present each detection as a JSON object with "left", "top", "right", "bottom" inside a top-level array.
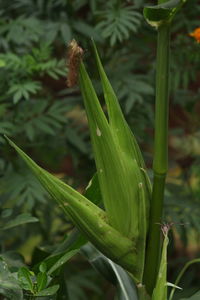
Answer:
[{"left": 96, "top": 3, "right": 142, "bottom": 46}]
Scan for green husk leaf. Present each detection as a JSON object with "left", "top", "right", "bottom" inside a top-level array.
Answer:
[
  {"left": 93, "top": 40, "right": 152, "bottom": 231},
  {"left": 84, "top": 172, "right": 102, "bottom": 206},
  {"left": 79, "top": 60, "right": 150, "bottom": 246},
  {"left": 80, "top": 61, "right": 138, "bottom": 237},
  {"left": 5, "top": 136, "right": 140, "bottom": 282},
  {"left": 91, "top": 39, "right": 145, "bottom": 168},
  {"left": 78, "top": 46, "right": 151, "bottom": 281}
]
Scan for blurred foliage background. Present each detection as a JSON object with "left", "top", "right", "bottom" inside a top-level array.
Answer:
[{"left": 0, "top": 0, "right": 200, "bottom": 299}]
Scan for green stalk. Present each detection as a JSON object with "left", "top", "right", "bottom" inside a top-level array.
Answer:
[{"left": 143, "top": 21, "right": 170, "bottom": 294}]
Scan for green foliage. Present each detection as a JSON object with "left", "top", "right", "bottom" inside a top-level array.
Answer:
[
  {"left": 96, "top": 2, "right": 142, "bottom": 46},
  {"left": 180, "top": 291, "right": 200, "bottom": 300},
  {"left": 0, "top": 0, "right": 200, "bottom": 299},
  {"left": 165, "top": 183, "right": 200, "bottom": 236},
  {"left": 17, "top": 265, "right": 59, "bottom": 297},
  {"left": 171, "top": 36, "right": 200, "bottom": 91},
  {"left": 66, "top": 269, "right": 103, "bottom": 300},
  {"left": 81, "top": 243, "right": 139, "bottom": 300},
  {"left": 152, "top": 232, "right": 169, "bottom": 300},
  {"left": 15, "top": 100, "right": 70, "bottom": 141},
  {"left": 0, "top": 257, "right": 23, "bottom": 299},
  {"left": 2, "top": 162, "right": 48, "bottom": 209},
  {"left": 169, "top": 258, "right": 200, "bottom": 300},
  {"left": 47, "top": 250, "right": 78, "bottom": 275},
  {"left": 1, "top": 213, "right": 38, "bottom": 230}
]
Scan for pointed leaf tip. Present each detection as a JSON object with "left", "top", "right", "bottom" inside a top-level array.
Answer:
[
  {"left": 143, "top": 0, "right": 186, "bottom": 28},
  {"left": 7, "top": 138, "right": 141, "bottom": 281}
]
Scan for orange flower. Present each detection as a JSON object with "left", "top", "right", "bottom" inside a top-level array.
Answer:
[{"left": 189, "top": 27, "right": 200, "bottom": 43}]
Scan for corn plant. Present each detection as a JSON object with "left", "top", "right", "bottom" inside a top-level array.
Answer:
[{"left": 5, "top": 0, "right": 200, "bottom": 299}]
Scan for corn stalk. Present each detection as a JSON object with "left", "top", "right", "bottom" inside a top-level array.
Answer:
[
  {"left": 143, "top": 0, "right": 186, "bottom": 295},
  {"left": 143, "top": 16, "right": 170, "bottom": 297}
]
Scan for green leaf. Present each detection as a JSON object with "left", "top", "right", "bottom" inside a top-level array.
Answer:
[
  {"left": 35, "top": 284, "right": 59, "bottom": 296},
  {"left": 73, "top": 21, "right": 103, "bottom": 42},
  {"left": 0, "top": 122, "right": 14, "bottom": 141},
  {"left": 0, "top": 261, "right": 22, "bottom": 293},
  {"left": 0, "top": 252, "right": 24, "bottom": 270},
  {"left": 152, "top": 233, "right": 169, "bottom": 300},
  {"left": 6, "top": 138, "right": 141, "bottom": 282},
  {"left": 13, "top": 89, "right": 22, "bottom": 103},
  {"left": 60, "top": 23, "right": 71, "bottom": 42},
  {"left": 91, "top": 40, "right": 147, "bottom": 168},
  {"left": 143, "top": 0, "right": 186, "bottom": 28},
  {"left": 96, "top": 4, "right": 141, "bottom": 45},
  {"left": 0, "top": 284, "right": 23, "bottom": 300},
  {"left": 47, "top": 249, "right": 78, "bottom": 275},
  {"left": 79, "top": 59, "right": 149, "bottom": 244},
  {"left": 52, "top": 229, "right": 87, "bottom": 255},
  {"left": 37, "top": 230, "right": 87, "bottom": 276},
  {"left": 79, "top": 42, "right": 151, "bottom": 280},
  {"left": 39, "top": 262, "right": 47, "bottom": 273},
  {"left": 2, "top": 213, "right": 38, "bottom": 230},
  {"left": 169, "top": 258, "right": 200, "bottom": 300},
  {"left": 8, "top": 81, "right": 41, "bottom": 103},
  {"left": 2, "top": 165, "right": 48, "bottom": 208},
  {"left": 0, "top": 59, "right": 6, "bottom": 67},
  {"left": 81, "top": 244, "right": 138, "bottom": 300},
  {"left": 0, "top": 258, "right": 21, "bottom": 293},
  {"left": 1, "top": 208, "right": 13, "bottom": 218},
  {"left": 17, "top": 267, "right": 34, "bottom": 292},
  {"left": 36, "top": 271, "right": 48, "bottom": 291},
  {"left": 84, "top": 173, "right": 102, "bottom": 206},
  {"left": 66, "top": 127, "right": 88, "bottom": 154},
  {"left": 5, "top": 137, "right": 139, "bottom": 280},
  {"left": 166, "top": 282, "right": 182, "bottom": 290},
  {"left": 180, "top": 290, "right": 200, "bottom": 300}
]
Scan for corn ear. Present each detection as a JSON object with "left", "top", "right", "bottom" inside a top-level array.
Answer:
[
  {"left": 6, "top": 41, "right": 151, "bottom": 283},
  {"left": 79, "top": 52, "right": 150, "bottom": 245},
  {"left": 5, "top": 137, "right": 141, "bottom": 282},
  {"left": 92, "top": 40, "right": 145, "bottom": 168},
  {"left": 92, "top": 40, "right": 151, "bottom": 239}
]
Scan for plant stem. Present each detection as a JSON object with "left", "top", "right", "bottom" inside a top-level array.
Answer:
[{"left": 143, "top": 22, "right": 170, "bottom": 295}]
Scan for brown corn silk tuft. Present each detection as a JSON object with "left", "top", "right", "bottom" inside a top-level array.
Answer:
[{"left": 67, "top": 39, "right": 83, "bottom": 87}]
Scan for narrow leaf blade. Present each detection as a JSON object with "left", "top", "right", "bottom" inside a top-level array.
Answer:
[
  {"left": 5, "top": 137, "right": 140, "bottom": 280},
  {"left": 47, "top": 249, "right": 78, "bottom": 275},
  {"left": 2, "top": 213, "right": 38, "bottom": 230},
  {"left": 81, "top": 244, "right": 138, "bottom": 300},
  {"left": 35, "top": 284, "right": 59, "bottom": 296},
  {"left": 152, "top": 233, "right": 169, "bottom": 300}
]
